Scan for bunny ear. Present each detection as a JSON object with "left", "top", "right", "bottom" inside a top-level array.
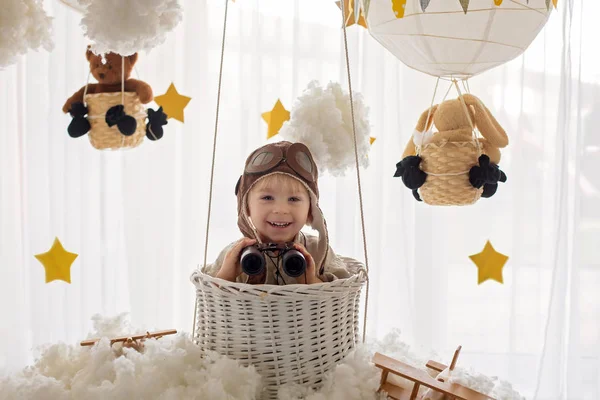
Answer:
[
  {"left": 416, "top": 105, "right": 438, "bottom": 132},
  {"left": 402, "top": 137, "right": 416, "bottom": 159},
  {"left": 463, "top": 94, "right": 509, "bottom": 148}
]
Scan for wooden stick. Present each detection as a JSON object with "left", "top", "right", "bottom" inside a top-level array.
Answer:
[
  {"left": 449, "top": 345, "right": 462, "bottom": 371},
  {"left": 409, "top": 383, "right": 421, "bottom": 400},
  {"left": 80, "top": 329, "right": 177, "bottom": 347},
  {"left": 426, "top": 360, "right": 447, "bottom": 373}
]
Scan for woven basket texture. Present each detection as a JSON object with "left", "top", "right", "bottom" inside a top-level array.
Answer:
[
  {"left": 85, "top": 92, "right": 146, "bottom": 150},
  {"left": 191, "top": 257, "right": 366, "bottom": 399},
  {"left": 419, "top": 140, "right": 483, "bottom": 206}
]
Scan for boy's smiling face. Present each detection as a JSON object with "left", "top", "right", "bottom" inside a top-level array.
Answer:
[{"left": 247, "top": 174, "right": 311, "bottom": 244}]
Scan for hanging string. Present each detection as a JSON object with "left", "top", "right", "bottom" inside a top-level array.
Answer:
[
  {"left": 121, "top": 56, "right": 125, "bottom": 105},
  {"left": 417, "top": 77, "right": 441, "bottom": 156},
  {"left": 120, "top": 56, "right": 126, "bottom": 147},
  {"left": 461, "top": 78, "right": 470, "bottom": 94},
  {"left": 442, "top": 78, "right": 454, "bottom": 101},
  {"left": 82, "top": 71, "right": 91, "bottom": 106},
  {"left": 453, "top": 79, "right": 482, "bottom": 155},
  {"left": 193, "top": 0, "right": 230, "bottom": 339},
  {"left": 339, "top": 0, "right": 370, "bottom": 344}
]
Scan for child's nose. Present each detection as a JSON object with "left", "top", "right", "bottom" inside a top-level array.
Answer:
[{"left": 273, "top": 201, "right": 290, "bottom": 213}]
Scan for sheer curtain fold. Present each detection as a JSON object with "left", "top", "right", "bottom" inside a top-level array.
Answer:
[{"left": 0, "top": 0, "right": 597, "bottom": 398}]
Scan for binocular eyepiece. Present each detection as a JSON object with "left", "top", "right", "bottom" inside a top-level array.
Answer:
[{"left": 240, "top": 243, "right": 306, "bottom": 278}]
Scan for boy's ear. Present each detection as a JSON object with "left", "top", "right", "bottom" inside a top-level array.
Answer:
[{"left": 307, "top": 209, "right": 314, "bottom": 225}]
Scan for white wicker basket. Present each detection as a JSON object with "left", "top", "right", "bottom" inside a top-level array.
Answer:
[{"left": 191, "top": 257, "right": 367, "bottom": 400}]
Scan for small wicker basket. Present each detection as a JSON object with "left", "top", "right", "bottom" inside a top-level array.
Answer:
[
  {"left": 418, "top": 139, "right": 483, "bottom": 206},
  {"left": 85, "top": 92, "right": 147, "bottom": 150},
  {"left": 191, "top": 257, "right": 366, "bottom": 400}
]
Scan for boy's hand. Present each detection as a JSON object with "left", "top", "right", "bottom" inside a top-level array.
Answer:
[
  {"left": 293, "top": 243, "right": 322, "bottom": 284},
  {"left": 216, "top": 238, "right": 257, "bottom": 281}
]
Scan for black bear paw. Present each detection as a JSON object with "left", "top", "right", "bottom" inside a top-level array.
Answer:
[
  {"left": 106, "top": 105, "right": 137, "bottom": 136},
  {"left": 146, "top": 107, "right": 169, "bottom": 141},
  {"left": 394, "top": 155, "right": 427, "bottom": 190},
  {"left": 469, "top": 155, "right": 507, "bottom": 198}
]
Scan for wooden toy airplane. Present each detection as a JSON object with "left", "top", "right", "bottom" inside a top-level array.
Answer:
[
  {"left": 80, "top": 329, "right": 177, "bottom": 351},
  {"left": 373, "top": 346, "right": 496, "bottom": 400}
]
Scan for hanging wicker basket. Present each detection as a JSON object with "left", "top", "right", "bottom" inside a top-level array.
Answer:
[
  {"left": 418, "top": 139, "right": 483, "bottom": 206},
  {"left": 191, "top": 257, "right": 367, "bottom": 400},
  {"left": 85, "top": 92, "right": 147, "bottom": 150}
]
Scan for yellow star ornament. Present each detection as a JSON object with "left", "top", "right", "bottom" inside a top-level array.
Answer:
[
  {"left": 35, "top": 237, "right": 78, "bottom": 284},
  {"left": 370, "top": 137, "right": 376, "bottom": 145},
  {"left": 262, "top": 99, "right": 290, "bottom": 139},
  {"left": 336, "top": 0, "right": 368, "bottom": 28},
  {"left": 154, "top": 83, "right": 191, "bottom": 123},
  {"left": 469, "top": 240, "right": 509, "bottom": 285}
]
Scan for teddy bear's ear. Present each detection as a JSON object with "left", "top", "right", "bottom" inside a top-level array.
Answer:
[
  {"left": 127, "top": 53, "right": 138, "bottom": 66},
  {"left": 86, "top": 46, "right": 94, "bottom": 61}
]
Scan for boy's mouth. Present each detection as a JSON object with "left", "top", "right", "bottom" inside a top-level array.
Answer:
[{"left": 268, "top": 221, "right": 292, "bottom": 228}]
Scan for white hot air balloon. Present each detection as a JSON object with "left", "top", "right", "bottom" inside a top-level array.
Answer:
[{"left": 363, "top": 0, "right": 554, "bottom": 79}]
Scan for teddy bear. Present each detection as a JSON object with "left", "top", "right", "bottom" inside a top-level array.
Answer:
[
  {"left": 63, "top": 47, "right": 167, "bottom": 141},
  {"left": 394, "top": 93, "right": 508, "bottom": 202}
]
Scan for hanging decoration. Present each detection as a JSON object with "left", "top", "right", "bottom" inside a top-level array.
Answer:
[
  {"left": 261, "top": 99, "right": 290, "bottom": 140},
  {"left": 390, "top": 0, "right": 407, "bottom": 18},
  {"left": 62, "top": 47, "right": 169, "bottom": 150},
  {"left": 415, "top": 0, "right": 557, "bottom": 14},
  {"left": 365, "top": 0, "right": 554, "bottom": 206},
  {"left": 469, "top": 240, "right": 509, "bottom": 285},
  {"left": 61, "top": 0, "right": 183, "bottom": 149},
  {"left": 34, "top": 237, "right": 79, "bottom": 284},
  {"left": 278, "top": 81, "right": 372, "bottom": 177},
  {"left": 394, "top": 91, "right": 508, "bottom": 205},
  {"left": 365, "top": 0, "right": 553, "bottom": 78},
  {"left": 80, "top": 0, "right": 183, "bottom": 56},
  {"left": 1, "top": 0, "right": 53, "bottom": 69},
  {"left": 154, "top": 83, "right": 192, "bottom": 123},
  {"left": 336, "top": 0, "right": 368, "bottom": 29}
]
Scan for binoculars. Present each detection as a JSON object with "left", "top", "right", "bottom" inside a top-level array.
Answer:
[{"left": 240, "top": 243, "right": 306, "bottom": 278}]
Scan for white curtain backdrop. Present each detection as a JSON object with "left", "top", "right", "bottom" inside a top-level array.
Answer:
[{"left": 0, "top": 0, "right": 598, "bottom": 398}]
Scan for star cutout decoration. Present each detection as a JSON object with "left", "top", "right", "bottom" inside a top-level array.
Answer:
[
  {"left": 154, "top": 83, "right": 191, "bottom": 123},
  {"left": 370, "top": 137, "right": 376, "bottom": 145},
  {"left": 469, "top": 240, "right": 509, "bottom": 285},
  {"left": 336, "top": 0, "right": 368, "bottom": 29},
  {"left": 34, "top": 237, "right": 78, "bottom": 284},
  {"left": 262, "top": 99, "right": 290, "bottom": 139}
]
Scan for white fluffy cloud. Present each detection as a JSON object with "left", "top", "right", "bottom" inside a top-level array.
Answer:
[
  {"left": 0, "top": 0, "right": 53, "bottom": 68},
  {"left": 279, "top": 81, "right": 373, "bottom": 177},
  {"left": 81, "top": 0, "right": 183, "bottom": 56}
]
